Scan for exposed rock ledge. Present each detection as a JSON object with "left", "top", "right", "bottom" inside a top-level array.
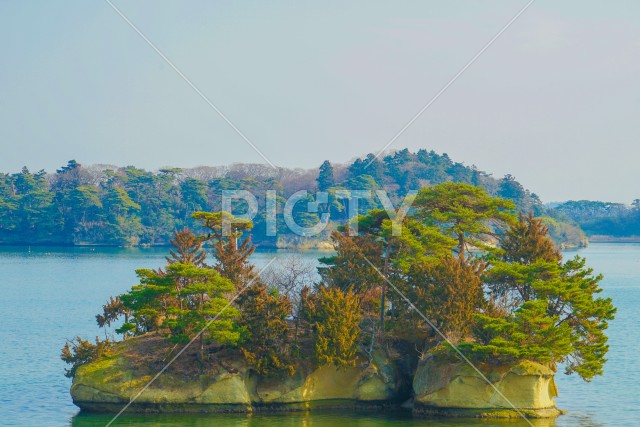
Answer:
[
  {"left": 70, "top": 335, "right": 562, "bottom": 418},
  {"left": 413, "top": 355, "right": 563, "bottom": 418},
  {"left": 70, "top": 335, "right": 403, "bottom": 413}
]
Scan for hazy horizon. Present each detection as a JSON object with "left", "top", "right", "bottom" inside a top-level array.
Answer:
[{"left": 2, "top": 1, "right": 639, "bottom": 203}]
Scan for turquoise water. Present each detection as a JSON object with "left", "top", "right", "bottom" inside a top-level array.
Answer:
[{"left": 0, "top": 244, "right": 636, "bottom": 426}]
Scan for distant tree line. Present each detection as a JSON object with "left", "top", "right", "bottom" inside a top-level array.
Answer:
[
  {"left": 552, "top": 200, "right": 640, "bottom": 237},
  {"left": 0, "top": 149, "right": 581, "bottom": 246}
]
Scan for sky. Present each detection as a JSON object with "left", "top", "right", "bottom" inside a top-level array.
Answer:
[{"left": 1, "top": 1, "right": 639, "bottom": 203}]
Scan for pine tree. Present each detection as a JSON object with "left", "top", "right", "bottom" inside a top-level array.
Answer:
[
  {"left": 318, "top": 227, "right": 383, "bottom": 295},
  {"left": 318, "top": 226, "right": 383, "bottom": 351},
  {"left": 96, "top": 296, "right": 132, "bottom": 338},
  {"left": 193, "top": 211, "right": 257, "bottom": 289},
  {"left": 500, "top": 213, "right": 561, "bottom": 264},
  {"left": 166, "top": 228, "right": 207, "bottom": 266},
  {"left": 357, "top": 209, "right": 458, "bottom": 336},
  {"left": 60, "top": 336, "right": 110, "bottom": 378},
  {"left": 317, "top": 160, "right": 335, "bottom": 191},
  {"left": 164, "top": 263, "right": 240, "bottom": 357},
  {"left": 311, "top": 287, "right": 362, "bottom": 368},
  {"left": 119, "top": 268, "right": 174, "bottom": 335},
  {"left": 237, "top": 284, "right": 294, "bottom": 375},
  {"left": 413, "top": 182, "right": 515, "bottom": 258},
  {"left": 462, "top": 300, "right": 574, "bottom": 364},
  {"left": 477, "top": 214, "right": 617, "bottom": 381},
  {"left": 401, "top": 256, "right": 485, "bottom": 344},
  {"left": 486, "top": 213, "right": 562, "bottom": 310}
]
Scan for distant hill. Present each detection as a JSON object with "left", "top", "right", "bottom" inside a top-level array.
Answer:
[
  {"left": 551, "top": 200, "right": 640, "bottom": 240},
  {"left": 0, "top": 149, "right": 585, "bottom": 248}
]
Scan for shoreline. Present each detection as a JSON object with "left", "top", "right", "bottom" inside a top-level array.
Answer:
[
  {"left": 588, "top": 235, "right": 640, "bottom": 243},
  {"left": 0, "top": 242, "right": 335, "bottom": 251},
  {"left": 5, "top": 239, "right": 639, "bottom": 249}
]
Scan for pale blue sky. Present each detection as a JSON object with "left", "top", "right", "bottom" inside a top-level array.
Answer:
[{"left": 1, "top": 1, "right": 639, "bottom": 202}]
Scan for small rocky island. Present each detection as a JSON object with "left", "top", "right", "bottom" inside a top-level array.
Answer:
[
  {"left": 63, "top": 184, "right": 614, "bottom": 419},
  {"left": 71, "top": 335, "right": 561, "bottom": 418}
]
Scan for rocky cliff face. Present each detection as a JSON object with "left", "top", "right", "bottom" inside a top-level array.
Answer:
[
  {"left": 70, "top": 337, "right": 403, "bottom": 413},
  {"left": 70, "top": 336, "right": 562, "bottom": 418},
  {"left": 412, "top": 355, "right": 562, "bottom": 418}
]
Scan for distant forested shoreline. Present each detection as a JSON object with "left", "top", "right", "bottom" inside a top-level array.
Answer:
[
  {"left": 552, "top": 200, "right": 640, "bottom": 239},
  {"left": 0, "top": 149, "right": 586, "bottom": 248}
]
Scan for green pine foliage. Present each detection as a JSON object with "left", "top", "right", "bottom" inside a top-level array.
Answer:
[
  {"left": 162, "top": 263, "right": 240, "bottom": 351},
  {"left": 318, "top": 228, "right": 383, "bottom": 295},
  {"left": 62, "top": 225, "right": 244, "bottom": 372},
  {"left": 192, "top": 211, "right": 257, "bottom": 289},
  {"left": 318, "top": 183, "right": 615, "bottom": 382},
  {"left": 60, "top": 337, "right": 111, "bottom": 378},
  {"left": 310, "top": 287, "right": 362, "bottom": 368},
  {"left": 460, "top": 300, "right": 574, "bottom": 364},
  {"left": 413, "top": 182, "right": 516, "bottom": 257},
  {"left": 317, "top": 160, "right": 335, "bottom": 191},
  {"left": 472, "top": 213, "right": 616, "bottom": 381},
  {"left": 237, "top": 284, "right": 294, "bottom": 376},
  {"left": 408, "top": 256, "right": 486, "bottom": 343},
  {"left": 166, "top": 228, "right": 207, "bottom": 266}
]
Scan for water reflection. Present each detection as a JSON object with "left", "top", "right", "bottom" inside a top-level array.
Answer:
[{"left": 70, "top": 411, "right": 588, "bottom": 427}]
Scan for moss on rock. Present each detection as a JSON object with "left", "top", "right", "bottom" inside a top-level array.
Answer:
[
  {"left": 71, "top": 335, "right": 563, "bottom": 418},
  {"left": 70, "top": 335, "right": 402, "bottom": 413}
]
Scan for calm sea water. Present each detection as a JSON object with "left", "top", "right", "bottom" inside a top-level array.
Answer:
[{"left": 0, "top": 244, "right": 636, "bottom": 426}]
